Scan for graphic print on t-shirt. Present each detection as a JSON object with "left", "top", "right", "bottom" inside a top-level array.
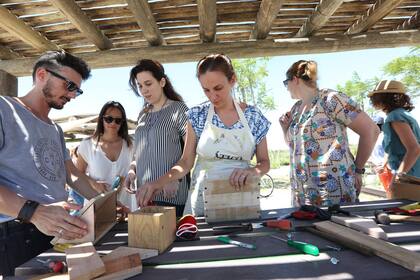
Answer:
[{"left": 34, "top": 138, "right": 64, "bottom": 181}]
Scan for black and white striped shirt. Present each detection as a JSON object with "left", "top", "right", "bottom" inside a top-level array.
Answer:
[{"left": 134, "top": 100, "right": 189, "bottom": 205}]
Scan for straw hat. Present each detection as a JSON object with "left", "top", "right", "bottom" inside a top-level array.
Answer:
[{"left": 368, "top": 80, "right": 406, "bottom": 97}]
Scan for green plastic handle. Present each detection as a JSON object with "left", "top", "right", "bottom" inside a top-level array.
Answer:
[{"left": 287, "top": 240, "right": 319, "bottom": 256}]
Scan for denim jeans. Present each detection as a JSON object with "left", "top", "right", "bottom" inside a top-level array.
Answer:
[{"left": 0, "top": 221, "right": 52, "bottom": 276}]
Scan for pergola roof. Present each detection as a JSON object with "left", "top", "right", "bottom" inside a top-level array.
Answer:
[{"left": 0, "top": 0, "right": 419, "bottom": 77}]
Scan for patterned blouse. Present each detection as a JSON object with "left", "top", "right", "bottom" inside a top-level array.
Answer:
[
  {"left": 287, "top": 89, "right": 361, "bottom": 206},
  {"left": 187, "top": 102, "right": 271, "bottom": 148}
]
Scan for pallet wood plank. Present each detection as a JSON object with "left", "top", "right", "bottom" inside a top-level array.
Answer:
[
  {"left": 315, "top": 221, "right": 420, "bottom": 272},
  {"left": 204, "top": 177, "right": 260, "bottom": 223},
  {"left": 65, "top": 242, "right": 105, "bottom": 280},
  {"left": 96, "top": 252, "right": 141, "bottom": 280},
  {"left": 331, "top": 215, "right": 388, "bottom": 240}
]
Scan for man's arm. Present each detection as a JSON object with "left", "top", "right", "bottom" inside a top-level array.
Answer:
[
  {"left": 0, "top": 185, "right": 88, "bottom": 239},
  {"left": 65, "top": 160, "right": 107, "bottom": 200},
  {"left": 0, "top": 185, "right": 26, "bottom": 219}
]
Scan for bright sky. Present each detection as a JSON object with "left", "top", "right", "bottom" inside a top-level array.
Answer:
[{"left": 18, "top": 47, "right": 419, "bottom": 150}]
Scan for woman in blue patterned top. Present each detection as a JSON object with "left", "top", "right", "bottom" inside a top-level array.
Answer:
[
  {"left": 368, "top": 80, "right": 420, "bottom": 178},
  {"left": 136, "top": 54, "right": 271, "bottom": 216}
]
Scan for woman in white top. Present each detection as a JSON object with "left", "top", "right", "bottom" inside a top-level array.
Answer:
[{"left": 76, "top": 101, "right": 136, "bottom": 211}]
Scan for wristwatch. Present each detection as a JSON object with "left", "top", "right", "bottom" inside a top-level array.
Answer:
[
  {"left": 17, "top": 200, "right": 40, "bottom": 223},
  {"left": 355, "top": 167, "right": 366, "bottom": 175}
]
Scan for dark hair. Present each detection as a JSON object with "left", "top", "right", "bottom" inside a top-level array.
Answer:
[
  {"left": 196, "top": 54, "right": 235, "bottom": 81},
  {"left": 92, "top": 101, "right": 132, "bottom": 147},
  {"left": 129, "top": 59, "right": 183, "bottom": 103},
  {"left": 32, "top": 51, "right": 91, "bottom": 82},
  {"left": 369, "top": 92, "right": 414, "bottom": 113},
  {"left": 286, "top": 60, "right": 318, "bottom": 89}
]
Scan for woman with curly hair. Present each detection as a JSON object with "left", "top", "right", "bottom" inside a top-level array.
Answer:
[{"left": 368, "top": 80, "right": 420, "bottom": 178}]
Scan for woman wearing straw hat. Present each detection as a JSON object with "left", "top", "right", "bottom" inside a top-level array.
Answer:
[{"left": 368, "top": 80, "right": 420, "bottom": 178}]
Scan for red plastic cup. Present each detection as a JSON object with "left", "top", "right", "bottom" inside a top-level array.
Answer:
[{"left": 375, "top": 166, "right": 393, "bottom": 193}]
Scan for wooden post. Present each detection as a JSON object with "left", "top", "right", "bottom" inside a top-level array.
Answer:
[{"left": 0, "top": 69, "right": 17, "bottom": 97}]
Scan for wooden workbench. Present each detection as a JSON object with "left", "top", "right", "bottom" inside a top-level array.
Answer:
[{"left": 15, "top": 199, "right": 420, "bottom": 279}]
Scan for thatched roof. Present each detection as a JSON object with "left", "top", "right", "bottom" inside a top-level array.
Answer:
[{"left": 0, "top": 0, "right": 419, "bottom": 77}]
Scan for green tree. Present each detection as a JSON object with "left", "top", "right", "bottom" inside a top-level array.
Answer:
[
  {"left": 336, "top": 72, "right": 378, "bottom": 112},
  {"left": 232, "top": 57, "right": 276, "bottom": 112},
  {"left": 337, "top": 47, "right": 419, "bottom": 114},
  {"left": 382, "top": 48, "right": 420, "bottom": 98}
]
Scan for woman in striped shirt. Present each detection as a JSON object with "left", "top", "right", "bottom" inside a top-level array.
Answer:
[
  {"left": 125, "top": 59, "right": 189, "bottom": 217},
  {"left": 136, "top": 54, "right": 271, "bottom": 217}
]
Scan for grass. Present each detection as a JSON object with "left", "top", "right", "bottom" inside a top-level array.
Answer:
[{"left": 269, "top": 150, "right": 290, "bottom": 168}]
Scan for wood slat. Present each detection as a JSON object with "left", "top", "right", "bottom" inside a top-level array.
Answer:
[
  {"left": 346, "top": 0, "right": 406, "bottom": 34},
  {"left": 315, "top": 221, "right": 420, "bottom": 272},
  {"left": 197, "top": 0, "right": 216, "bottom": 42},
  {"left": 2, "top": 30, "right": 418, "bottom": 77},
  {"left": 0, "top": 45, "right": 21, "bottom": 60},
  {"left": 295, "top": 0, "right": 344, "bottom": 37},
  {"left": 0, "top": 5, "right": 60, "bottom": 51},
  {"left": 395, "top": 10, "right": 420, "bottom": 30},
  {"left": 126, "top": 0, "right": 165, "bottom": 46},
  {"left": 49, "top": 0, "right": 114, "bottom": 50},
  {"left": 251, "top": 0, "right": 285, "bottom": 40}
]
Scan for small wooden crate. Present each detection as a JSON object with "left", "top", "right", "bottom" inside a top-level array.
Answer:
[
  {"left": 204, "top": 176, "right": 261, "bottom": 223},
  {"left": 128, "top": 206, "right": 176, "bottom": 253},
  {"left": 389, "top": 173, "right": 420, "bottom": 201},
  {"left": 52, "top": 190, "right": 117, "bottom": 245}
]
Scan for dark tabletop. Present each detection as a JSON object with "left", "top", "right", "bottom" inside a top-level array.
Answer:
[{"left": 15, "top": 199, "right": 420, "bottom": 280}]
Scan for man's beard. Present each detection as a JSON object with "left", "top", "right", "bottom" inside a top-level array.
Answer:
[{"left": 42, "top": 80, "right": 66, "bottom": 110}]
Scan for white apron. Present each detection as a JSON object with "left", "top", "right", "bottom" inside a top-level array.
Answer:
[{"left": 183, "top": 101, "right": 256, "bottom": 216}]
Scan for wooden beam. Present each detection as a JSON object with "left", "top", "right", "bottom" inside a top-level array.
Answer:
[
  {"left": 126, "top": 0, "right": 165, "bottom": 46},
  {"left": 0, "top": 5, "right": 59, "bottom": 51},
  {"left": 395, "top": 10, "right": 420, "bottom": 30},
  {"left": 197, "top": 0, "right": 217, "bottom": 43},
  {"left": 251, "top": 0, "right": 285, "bottom": 40},
  {"left": 49, "top": 0, "right": 113, "bottom": 50},
  {"left": 0, "top": 69, "right": 17, "bottom": 97},
  {"left": 295, "top": 0, "right": 344, "bottom": 38},
  {"left": 1, "top": 30, "right": 419, "bottom": 77},
  {"left": 346, "top": 0, "right": 405, "bottom": 35},
  {"left": 0, "top": 45, "right": 21, "bottom": 60}
]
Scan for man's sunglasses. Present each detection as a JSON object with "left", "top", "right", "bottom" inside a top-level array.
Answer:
[
  {"left": 46, "top": 69, "right": 83, "bottom": 96},
  {"left": 103, "top": 116, "right": 123, "bottom": 125},
  {"left": 283, "top": 78, "right": 291, "bottom": 87}
]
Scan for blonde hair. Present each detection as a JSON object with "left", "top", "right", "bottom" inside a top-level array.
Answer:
[{"left": 286, "top": 60, "right": 318, "bottom": 89}]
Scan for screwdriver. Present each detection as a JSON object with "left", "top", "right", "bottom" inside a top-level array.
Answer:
[{"left": 270, "top": 235, "right": 319, "bottom": 256}]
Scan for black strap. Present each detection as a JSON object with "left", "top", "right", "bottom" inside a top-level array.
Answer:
[{"left": 17, "top": 200, "right": 40, "bottom": 223}]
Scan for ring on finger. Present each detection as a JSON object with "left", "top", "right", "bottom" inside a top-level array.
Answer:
[{"left": 58, "top": 228, "right": 63, "bottom": 235}]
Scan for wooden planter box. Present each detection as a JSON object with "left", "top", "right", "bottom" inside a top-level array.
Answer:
[
  {"left": 51, "top": 190, "right": 117, "bottom": 245},
  {"left": 204, "top": 176, "right": 261, "bottom": 223},
  {"left": 388, "top": 173, "right": 420, "bottom": 201},
  {"left": 128, "top": 206, "right": 176, "bottom": 253}
]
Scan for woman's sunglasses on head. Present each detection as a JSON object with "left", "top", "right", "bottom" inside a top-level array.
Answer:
[
  {"left": 103, "top": 116, "right": 123, "bottom": 125},
  {"left": 46, "top": 69, "right": 83, "bottom": 96}
]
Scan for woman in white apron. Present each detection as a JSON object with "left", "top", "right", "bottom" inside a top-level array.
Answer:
[{"left": 136, "top": 54, "right": 271, "bottom": 214}]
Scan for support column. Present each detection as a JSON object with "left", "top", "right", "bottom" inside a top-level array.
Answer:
[{"left": 0, "top": 69, "right": 17, "bottom": 97}]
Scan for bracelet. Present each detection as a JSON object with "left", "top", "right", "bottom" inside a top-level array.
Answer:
[
  {"left": 17, "top": 200, "right": 40, "bottom": 223},
  {"left": 355, "top": 167, "right": 366, "bottom": 174}
]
